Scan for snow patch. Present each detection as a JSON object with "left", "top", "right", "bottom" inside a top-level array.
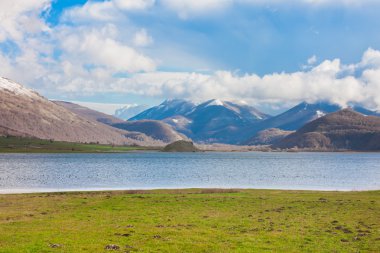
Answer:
[
  {"left": 0, "top": 77, "right": 38, "bottom": 99},
  {"left": 316, "top": 110, "right": 326, "bottom": 118},
  {"left": 206, "top": 99, "right": 224, "bottom": 107},
  {"left": 172, "top": 119, "right": 179, "bottom": 123}
]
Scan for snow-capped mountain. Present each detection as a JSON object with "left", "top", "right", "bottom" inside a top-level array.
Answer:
[
  {"left": 129, "top": 98, "right": 270, "bottom": 143},
  {"left": 254, "top": 102, "right": 342, "bottom": 132},
  {"left": 185, "top": 99, "right": 270, "bottom": 143},
  {"left": 242, "top": 101, "right": 380, "bottom": 145},
  {"left": 129, "top": 99, "right": 195, "bottom": 121}
]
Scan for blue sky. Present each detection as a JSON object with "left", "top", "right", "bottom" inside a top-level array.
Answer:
[{"left": 1, "top": 0, "right": 380, "bottom": 114}]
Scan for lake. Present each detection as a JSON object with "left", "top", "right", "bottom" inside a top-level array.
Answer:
[{"left": 0, "top": 152, "right": 380, "bottom": 193}]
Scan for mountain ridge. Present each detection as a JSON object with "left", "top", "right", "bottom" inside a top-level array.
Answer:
[{"left": 0, "top": 77, "right": 163, "bottom": 146}]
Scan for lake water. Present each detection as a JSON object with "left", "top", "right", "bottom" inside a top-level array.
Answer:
[{"left": 0, "top": 152, "right": 380, "bottom": 193}]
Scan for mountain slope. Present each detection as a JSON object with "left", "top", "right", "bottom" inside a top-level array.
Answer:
[
  {"left": 114, "top": 104, "right": 148, "bottom": 120},
  {"left": 255, "top": 102, "right": 342, "bottom": 132},
  {"left": 54, "top": 101, "right": 124, "bottom": 125},
  {"left": 56, "top": 101, "right": 188, "bottom": 143},
  {"left": 0, "top": 77, "right": 162, "bottom": 146},
  {"left": 112, "top": 120, "right": 188, "bottom": 143},
  {"left": 245, "top": 128, "right": 294, "bottom": 145},
  {"left": 274, "top": 109, "right": 380, "bottom": 151},
  {"left": 130, "top": 99, "right": 195, "bottom": 121}
]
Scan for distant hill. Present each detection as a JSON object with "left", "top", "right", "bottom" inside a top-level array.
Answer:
[
  {"left": 112, "top": 120, "right": 188, "bottom": 143},
  {"left": 274, "top": 109, "right": 380, "bottom": 151},
  {"left": 54, "top": 101, "right": 124, "bottom": 125},
  {"left": 162, "top": 140, "right": 200, "bottom": 152},
  {"left": 0, "top": 77, "right": 163, "bottom": 146}
]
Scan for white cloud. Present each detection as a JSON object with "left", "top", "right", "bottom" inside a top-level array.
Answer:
[
  {"left": 59, "top": 27, "right": 156, "bottom": 73},
  {"left": 113, "top": 0, "right": 155, "bottom": 10},
  {"left": 59, "top": 48, "right": 377, "bottom": 111},
  {"left": 0, "top": 0, "right": 50, "bottom": 42},
  {"left": 62, "top": 0, "right": 155, "bottom": 22},
  {"left": 62, "top": 1, "right": 120, "bottom": 22},
  {"left": 160, "top": 0, "right": 380, "bottom": 18},
  {"left": 161, "top": 0, "right": 232, "bottom": 19},
  {"left": 0, "top": 0, "right": 53, "bottom": 85},
  {"left": 133, "top": 29, "right": 153, "bottom": 47},
  {"left": 307, "top": 55, "right": 317, "bottom": 65},
  {"left": 1, "top": 0, "right": 380, "bottom": 113}
]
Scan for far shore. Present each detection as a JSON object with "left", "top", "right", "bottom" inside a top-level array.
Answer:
[{"left": 2, "top": 136, "right": 380, "bottom": 153}]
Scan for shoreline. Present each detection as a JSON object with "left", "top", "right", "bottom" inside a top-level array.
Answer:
[{"left": 1, "top": 187, "right": 380, "bottom": 195}]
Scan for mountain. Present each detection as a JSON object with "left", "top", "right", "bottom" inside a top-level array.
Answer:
[
  {"left": 114, "top": 104, "right": 149, "bottom": 120},
  {"left": 129, "top": 98, "right": 270, "bottom": 144},
  {"left": 54, "top": 101, "right": 124, "bottom": 125},
  {"left": 274, "top": 109, "right": 380, "bottom": 151},
  {"left": 254, "top": 102, "right": 342, "bottom": 132},
  {"left": 351, "top": 105, "right": 380, "bottom": 117},
  {"left": 245, "top": 128, "right": 294, "bottom": 145},
  {"left": 130, "top": 99, "right": 195, "bottom": 121},
  {"left": 112, "top": 120, "right": 189, "bottom": 143},
  {"left": 185, "top": 99, "right": 270, "bottom": 143},
  {"left": 0, "top": 77, "right": 163, "bottom": 146},
  {"left": 55, "top": 100, "right": 187, "bottom": 143},
  {"left": 243, "top": 101, "right": 380, "bottom": 144}
]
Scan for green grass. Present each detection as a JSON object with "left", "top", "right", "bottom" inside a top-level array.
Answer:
[
  {"left": 0, "top": 189, "right": 379, "bottom": 252},
  {"left": 0, "top": 137, "right": 156, "bottom": 153}
]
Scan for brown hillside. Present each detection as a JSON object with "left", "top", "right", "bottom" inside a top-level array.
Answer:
[
  {"left": 0, "top": 77, "right": 163, "bottom": 146},
  {"left": 274, "top": 109, "right": 380, "bottom": 151}
]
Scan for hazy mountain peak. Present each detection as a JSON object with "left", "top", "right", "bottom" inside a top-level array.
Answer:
[
  {"left": 114, "top": 104, "right": 148, "bottom": 120},
  {"left": 204, "top": 99, "right": 224, "bottom": 107}
]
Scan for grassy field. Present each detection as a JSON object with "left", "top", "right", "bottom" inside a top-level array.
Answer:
[
  {"left": 0, "top": 137, "right": 155, "bottom": 153},
  {"left": 0, "top": 189, "right": 379, "bottom": 252}
]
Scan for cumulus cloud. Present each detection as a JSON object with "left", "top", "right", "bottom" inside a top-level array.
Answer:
[
  {"left": 62, "top": 1, "right": 120, "bottom": 22},
  {"left": 0, "top": 0, "right": 157, "bottom": 86},
  {"left": 56, "top": 48, "right": 379, "bottom": 111},
  {"left": 62, "top": 0, "right": 155, "bottom": 22},
  {"left": 0, "top": 0, "right": 50, "bottom": 42},
  {"left": 59, "top": 26, "right": 156, "bottom": 72},
  {"left": 133, "top": 29, "right": 153, "bottom": 47},
  {"left": 160, "top": 0, "right": 380, "bottom": 18},
  {"left": 113, "top": 0, "right": 155, "bottom": 10},
  {"left": 161, "top": 0, "right": 232, "bottom": 19},
  {"left": 1, "top": 0, "right": 380, "bottom": 112},
  {"left": 307, "top": 55, "right": 317, "bottom": 65}
]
